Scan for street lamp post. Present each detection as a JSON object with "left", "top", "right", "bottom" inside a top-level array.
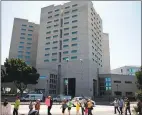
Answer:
[{"left": 66, "top": 58, "right": 69, "bottom": 96}]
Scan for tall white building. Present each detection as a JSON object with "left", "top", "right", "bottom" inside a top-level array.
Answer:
[
  {"left": 9, "top": 18, "right": 39, "bottom": 67},
  {"left": 36, "top": 1, "right": 110, "bottom": 97},
  {"left": 111, "top": 66, "right": 140, "bottom": 75}
]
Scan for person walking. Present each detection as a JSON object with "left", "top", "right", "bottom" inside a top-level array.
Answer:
[
  {"left": 119, "top": 98, "right": 124, "bottom": 114},
  {"left": 48, "top": 96, "right": 53, "bottom": 115},
  {"left": 137, "top": 99, "right": 142, "bottom": 115},
  {"left": 1, "top": 98, "right": 11, "bottom": 115},
  {"left": 67, "top": 99, "right": 73, "bottom": 115},
  {"left": 87, "top": 99, "right": 93, "bottom": 115},
  {"left": 124, "top": 97, "right": 131, "bottom": 115},
  {"left": 28, "top": 100, "right": 34, "bottom": 114},
  {"left": 80, "top": 99, "right": 85, "bottom": 115},
  {"left": 61, "top": 99, "right": 67, "bottom": 115},
  {"left": 84, "top": 100, "right": 88, "bottom": 115},
  {"left": 111, "top": 98, "right": 120, "bottom": 114},
  {"left": 75, "top": 100, "right": 81, "bottom": 115},
  {"left": 35, "top": 99, "right": 40, "bottom": 115},
  {"left": 13, "top": 96, "right": 20, "bottom": 115}
]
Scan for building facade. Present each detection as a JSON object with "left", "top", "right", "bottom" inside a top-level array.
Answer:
[
  {"left": 99, "top": 74, "right": 137, "bottom": 97},
  {"left": 111, "top": 66, "right": 140, "bottom": 76},
  {"left": 9, "top": 18, "right": 39, "bottom": 67},
  {"left": 36, "top": 1, "right": 110, "bottom": 97}
]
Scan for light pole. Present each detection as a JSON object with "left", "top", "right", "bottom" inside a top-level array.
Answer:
[
  {"left": 66, "top": 58, "right": 69, "bottom": 96},
  {"left": 80, "top": 59, "right": 83, "bottom": 80}
]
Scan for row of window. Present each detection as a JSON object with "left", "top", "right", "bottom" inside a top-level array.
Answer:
[
  {"left": 47, "top": 26, "right": 78, "bottom": 30},
  {"left": 47, "top": 19, "right": 77, "bottom": 24},
  {"left": 45, "top": 50, "right": 77, "bottom": 56},
  {"left": 20, "top": 42, "right": 32, "bottom": 45},
  {"left": 47, "top": 4, "right": 78, "bottom": 14},
  {"left": 21, "top": 33, "right": 32, "bottom": 36},
  {"left": 21, "top": 28, "right": 33, "bottom": 32},
  {"left": 113, "top": 81, "right": 133, "bottom": 84},
  {"left": 22, "top": 24, "right": 33, "bottom": 28},
  {"left": 46, "top": 31, "right": 77, "bottom": 35},
  {"left": 44, "top": 56, "right": 78, "bottom": 62},
  {"left": 18, "top": 46, "right": 31, "bottom": 49},
  {"left": 18, "top": 51, "right": 31, "bottom": 54},
  {"left": 17, "top": 55, "right": 30, "bottom": 59}
]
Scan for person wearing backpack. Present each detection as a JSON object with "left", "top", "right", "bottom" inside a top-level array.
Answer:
[{"left": 61, "top": 99, "right": 67, "bottom": 115}]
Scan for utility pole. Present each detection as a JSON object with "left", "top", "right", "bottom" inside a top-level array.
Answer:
[{"left": 66, "top": 58, "right": 69, "bottom": 95}]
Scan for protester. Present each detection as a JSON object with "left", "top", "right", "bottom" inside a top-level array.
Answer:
[
  {"left": 124, "top": 97, "right": 131, "bottom": 115},
  {"left": 84, "top": 99, "right": 88, "bottom": 115},
  {"left": 28, "top": 100, "right": 34, "bottom": 114},
  {"left": 1, "top": 98, "right": 11, "bottom": 115},
  {"left": 35, "top": 99, "right": 40, "bottom": 115},
  {"left": 48, "top": 96, "right": 53, "bottom": 115},
  {"left": 118, "top": 98, "right": 124, "bottom": 114},
  {"left": 111, "top": 98, "right": 120, "bottom": 114},
  {"left": 75, "top": 100, "right": 81, "bottom": 115},
  {"left": 67, "top": 99, "right": 73, "bottom": 115},
  {"left": 60, "top": 99, "right": 67, "bottom": 115},
  {"left": 13, "top": 96, "right": 20, "bottom": 115},
  {"left": 87, "top": 99, "right": 93, "bottom": 115},
  {"left": 80, "top": 99, "right": 85, "bottom": 115}
]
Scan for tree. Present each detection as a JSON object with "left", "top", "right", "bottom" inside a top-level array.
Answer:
[
  {"left": 3, "top": 58, "right": 40, "bottom": 96},
  {"left": 135, "top": 66, "right": 142, "bottom": 91}
]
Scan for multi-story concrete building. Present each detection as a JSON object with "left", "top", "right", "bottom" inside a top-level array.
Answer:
[
  {"left": 111, "top": 66, "right": 140, "bottom": 76},
  {"left": 36, "top": 1, "right": 110, "bottom": 97},
  {"left": 9, "top": 18, "right": 39, "bottom": 67}
]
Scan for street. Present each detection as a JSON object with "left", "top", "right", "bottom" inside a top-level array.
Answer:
[{"left": 10, "top": 104, "right": 135, "bottom": 115}]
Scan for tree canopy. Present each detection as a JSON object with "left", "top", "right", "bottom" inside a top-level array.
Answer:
[
  {"left": 135, "top": 66, "right": 142, "bottom": 90},
  {"left": 2, "top": 58, "right": 40, "bottom": 96}
]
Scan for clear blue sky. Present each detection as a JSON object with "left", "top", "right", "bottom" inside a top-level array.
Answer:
[{"left": 1, "top": 1, "right": 141, "bottom": 69}]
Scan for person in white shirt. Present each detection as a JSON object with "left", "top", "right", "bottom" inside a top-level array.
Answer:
[
  {"left": 1, "top": 98, "right": 11, "bottom": 115},
  {"left": 111, "top": 98, "right": 120, "bottom": 114}
]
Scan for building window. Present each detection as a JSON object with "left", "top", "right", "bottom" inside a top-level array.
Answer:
[
  {"left": 48, "top": 16, "right": 52, "bottom": 19},
  {"left": 25, "top": 61, "right": 30, "bottom": 65},
  {"left": 65, "top": 6, "right": 70, "bottom": 9},
  {"left": 47, "top": 26, "right": 51, "bottom": 29},
  {"left": 44, "top": 59, "right": 49, "bottom": 62},
  {"left": 64, "top": 33, "right": 69, "bottom": 36},
  {"left": 20, "top": 42, "right": 24, "bottom": 44},
  {"left": 26, "top": 52, "right": 30, "bottom": 55},
  {"left": 72, "top": 9, "right": 78, "bottom": 12},
  {"left": 27, "top": 38, "right": 32, "bottom": 40},
  {"left": 72, "top": 43, "right": 77, "bottom": 46},
  {"left": 63, "top": 39, "right": 69, "bottom": 42},
  {"left": 52, "top": 47, "right": 58, "bottom": 49},
  {"left": 29, "top": 25, "right": 33, "bottom": 28},
  {"left": 54, "top": 24, "right": 58, "bottom": 27},
  {"left": 17, "top": 55, "right": 23, "bottom": 59},
  {"left": 72, "top": 26, "right": 77, "bottom": 29},
  {"left": 64, "top": 22, "right": 69, "bottom": 24},
  {"left": 54, "top": 14, "right": 59, "bottom": 17},
  {"left": 72, "top": 37, "right": 77, "bottom": 41},
  {"left": 19, "top": 46, "right": 24, "bottom": 48},
  {"left": 52, "top": 53, "right": 57, "bottom": 55},
  {"left": 72, "top": 31, "right": 77, "bottom": 34},
  {"left": 48, "top": 11, "right": 52, "bottom": 14},
  {"left": 64, "top": 11, "right": 70, "bottom": 14},
  {"left": 72, "top": 15, "right": 77, "bottom": 18},
  {"left": 21, "top": 28, "right": 26, "bottom": 31},
  {"left": 28, "top": 34, "right": 32, "bottom": 36},
  {"left": 125, "top": 81, "right": 132, "bottom": 84},
  {"left": 64, "top": 28, "right": 69, "bottom": 30},
  {"left": 46, "top": 31, "right": 51, "bottom": 34},
  {"left": 72, "top": 20, "right": 77, "bottom": 23},
  {"left": 47, "top": 21, "right": 52, "bottom": 24},
  {"left": 105, "top": 77, "right": 111, "bottom": 91},
  {"left": 71, "top": 56, "right": 77, "bottom": 59},
  {"left": 72, "top": 4, "right": 78, "bottom": 7},
  {"left": 46, "top": 42, "right": 50, "bottom": 45},
  {"left": 22, "top": 24, "right": 27, "bottom": 27},
  {"left": 21, "top": 33, "right": 25, "bottom": 35},
  {"left": 114, "top": 81, "right": 121, "bottom": 83},
  {"left": 53, "top": 41, "right": 58, "bottom": 44},
  {"left": 20, "top": 37, "right": 25, "bottom": 39},
  {"left": 54, "top": 19, "right": 59, "bottom": 22},
  {"left": 27, "top": 43, "right": 32, "bottom": 45},
  {"left": 52, "top": 59, "right": 57, "bottom": 61},
  {"left": 63, "top": 51, "right": 68, "bottom": 54},
  {"left": 26, "top": 47, "right": 31, "bottom": 50},
  {"left": 53, "top": 35, "right": 58, "bottom": 38},
  {"left": 45, "top": 54, "right": 50, "bottom": 56},
  {"left": 53, "top": 30, "right": 58, "bottom": 33},
  {"left": 63, "top": 45, "right": 69, "bottom": 48},
  {"left": 25, "top": 56, "right": 30, "bottom": 59},
  {"left": 63, "top": 57, "right": 69, "bottom": 60},
  {"left": 64, "top": 17, "right": 69, "bottom": 19},
  {"left": 45, "top": 48, "right": 50, "bottom": 50},
  {"left": 55, "top": 9, "right": 59, "bottom": 12},
  {"left": 71, "top": 50, "right": 77, "bottom": 53},
  {"left": 46, "top": 37, "right": 51, "bottom": 39},
  {"left": 28, "top": 30, "right": 33, "bottom": 32},
  {"left": 121, "top": 69, "right": 123, "bottom": 73}
]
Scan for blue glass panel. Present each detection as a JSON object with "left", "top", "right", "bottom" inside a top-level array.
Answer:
[{"left": 40, "top": 76, "right": 46, "bottom": 79}]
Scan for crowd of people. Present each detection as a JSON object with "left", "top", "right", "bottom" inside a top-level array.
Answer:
[{"left": 1, "top": 96, "right": 142, "bottom": 115}]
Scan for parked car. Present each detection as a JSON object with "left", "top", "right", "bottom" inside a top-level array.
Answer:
[{"left": 53, "top": 94, "right": 72, "bottom": 102}]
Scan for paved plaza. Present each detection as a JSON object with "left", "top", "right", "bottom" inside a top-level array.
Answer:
[{"left": 10, "top": 104, "right": 135, "bottom": 115}]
